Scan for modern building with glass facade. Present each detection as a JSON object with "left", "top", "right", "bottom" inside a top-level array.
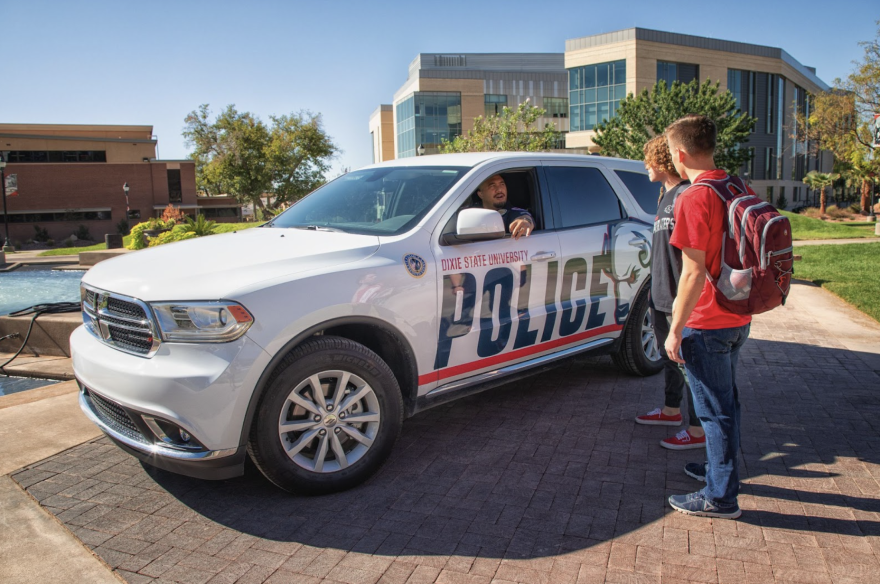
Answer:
[
  {"left": 564, "top": 28, "right": 833, "bottom": 205},
  {"left": 371, "top": 30, "right": 832, "bottom": 208},
  {"left": 376, "top": 53, "right": 572, "bottom": 160}
]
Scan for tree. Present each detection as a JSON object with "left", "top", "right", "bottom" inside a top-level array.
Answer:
[
  {"left": 794, "top": 23, "right": 880, "bottom": 212},
  {"left": 183, "top": 105, "right": 339, "bottom": 211},
  {"left": 592, "top": 79, "right": 756, "bottom": 174},
  {"left": 439, "top": 100, "right": 561, "bottom": 153},
  {"left": 802, "top": 171, "right": 839, "bottom": 214}
]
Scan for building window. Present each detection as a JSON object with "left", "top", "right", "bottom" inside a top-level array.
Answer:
[
  {"left": 370, "top": 131, "right": 375, "bottom": 163},
  {"left": 764, "top": 148, "right": 774, "bottom": 180},
  {"left": 747, "top": 147, "right": 755, "bottom": 179},
  {"left": 396, "top": 92, "right": 462, "bottom": 158},
  {"left": 776, "top": 76, "right": 785, "bottom": 180},
  {"left": 6, "top": 150, "right": 107, "bottom": 163},
  {"left": 748, "top": 71, "right": 757, "bottom": 130},
  {"left": 727, "top": 69, "right": 747, "bottom": 112},
  {"left": 658, "top": 61, "right": 699, "bottom": 87},
  {"left": 200, "top": 208, "right": 240, "bottom": 219},
  {"left": 484, "top": 94, "right": 508, "bottom": 117},
  {"left": 543, "top": 97, "right": 568, "bottom": 118},
  {"left": 167, "top": 169, "right": 182, "bottom": 203},
  {"left": 569, "top": 60, "right": 626, "bottom": 131},
  {"left": 9, "top": 210, "right": 112, "bottom": 223},
  {"left": 766, "top": 186, "right": 774, "bottom": 204}
]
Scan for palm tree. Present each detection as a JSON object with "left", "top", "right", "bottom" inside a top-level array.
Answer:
[{"left": 802, "top": 171, "right": 839, "bottom": 215}]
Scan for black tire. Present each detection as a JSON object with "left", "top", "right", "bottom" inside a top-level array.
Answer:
[
  {"left": 247, "top": 335, "right": 403, "bottom": 494},
  {"left": 611, "top": 286, "right": 663, "bottom": 376}
]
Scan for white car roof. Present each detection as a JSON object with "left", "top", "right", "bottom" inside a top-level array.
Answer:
[{"left": 362, "top": 152, "right": 646, "bottom": 172}]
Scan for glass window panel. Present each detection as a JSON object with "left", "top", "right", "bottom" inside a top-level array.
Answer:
[
  {"left": 614, "top": 61, "right": 626, "bottom": 85},
  {"left": 598, "top": 102, "right": 610, "bottom": 124},
  {"left": 584, "top": 66, "right": 595, "bottom": 89},
  {"left": 569, "top": 68, "right": 579, "bottom": 91},
  {"left": 585, "top": 104, "right": 597, "bottom": 129},
  {"left": 571, "top": 104, "right": 581, "bottom": 130},
  {"left": 584, "top": 88, "right": 596, "bottom": 103},
  {"left": 596, "top": 86, "right": 608, "bottom": 102},
  {"left": 614, "top": 84, "right": 626, "bottom": 100},
  {"left": 545, "top": 166, "right": 623, "bottom": 228},
  {"left": 597, "top": 64, "right": 609, "bottom": 86}
]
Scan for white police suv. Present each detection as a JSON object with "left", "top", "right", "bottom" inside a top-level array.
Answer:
[{"left": 72, "top": 152, "right": 663, "bottom": 494}]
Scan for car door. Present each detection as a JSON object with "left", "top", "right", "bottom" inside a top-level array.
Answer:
[
  {"left": 540, "top": 161, "right": 651, "bottom": 347},
  {"left": 426, "top": 164, "right": 563, "bottom": 389}
]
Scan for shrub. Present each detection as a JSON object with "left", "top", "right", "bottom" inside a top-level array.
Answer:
[
  {"left": 116, "top": 219, "right": 130, "bottom": 236},
  {"left": 148, "top": 227, "right": 198, "bottom": 247},
  {"left": 13, "top": 240, "right": 22, "bottom": 250},
  {"left": 182, "top": 215, "right": 218, "bottom": 237},
  {"left": 33, "top": 225, "right": 50, "bottom": 242},
  {"left": 850, "top": 203, "right": 863, "bottom": 214},
  {"left": 74, "top": 224, "right": 92, "bottom": 241},
  {"left": 800, "top": 207, "right": 823, "bottom": 219},
  {"left": 61, "top": 237, "right": 75, "bottom": 248},
  {"left": 161, "top": 204, "right": 188, "bottom": 224},
  {"left": 825, "top": 205, "right": 850, "bottom": 220},
  {"left": 775, "top": 193, "right": 788, "bottom": 210},
  {"left": 46, "top": 239, "right": 55, "bottom": 247}
]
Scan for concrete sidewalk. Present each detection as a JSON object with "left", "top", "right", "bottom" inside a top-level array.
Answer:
[
  {"left": 2, "top": 281, "right": 880, "bottom": 584},
  {"left": 793, "top": 237, "right": 880, "bottom": 246}
]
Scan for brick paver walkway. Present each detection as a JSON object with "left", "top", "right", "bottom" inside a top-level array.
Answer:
[{"left": 11, "top": 282, "right": 880, "bottom": 584}]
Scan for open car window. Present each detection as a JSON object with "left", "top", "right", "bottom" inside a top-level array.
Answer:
[
  {"left": 270, "top": 166, "right": 468, "bottom": 236},
  {"left": 441, "top": 168, "right": 543, "bottom": 241}
]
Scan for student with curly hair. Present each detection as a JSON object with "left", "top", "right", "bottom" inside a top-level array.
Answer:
[{"left": 634, "top": 135, "right": 705, "bottom": 451}]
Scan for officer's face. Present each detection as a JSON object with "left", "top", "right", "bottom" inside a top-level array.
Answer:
[{"left": 478, "top": 175, "right": 507, "bottom": 210}]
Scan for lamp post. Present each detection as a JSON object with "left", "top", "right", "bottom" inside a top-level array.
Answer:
[
  {"left": 416, "top": 144, "right": 425, "bottom": 157},
  {"left": 123, "top": 182, "right": 130, "bottom": 218},
  {"left": 0, "top": 155, "right": 12, "bottom": 252}
]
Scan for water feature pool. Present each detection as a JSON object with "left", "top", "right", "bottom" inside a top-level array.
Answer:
[{"left": 0, "top": 268, "right": 85, "bottom": 316}]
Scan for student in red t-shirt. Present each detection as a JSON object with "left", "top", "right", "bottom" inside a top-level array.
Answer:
[{"left": 664, "top": 115, "right": 751, "bottom": 519}]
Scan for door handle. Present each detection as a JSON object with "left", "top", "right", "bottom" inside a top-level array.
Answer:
[{"left": 530, "top": 251, "right": 556, "bottom": 261}]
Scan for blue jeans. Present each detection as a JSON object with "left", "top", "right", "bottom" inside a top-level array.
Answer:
[{"left": 681, "top": 324, "right": 750, "bottom": 509}]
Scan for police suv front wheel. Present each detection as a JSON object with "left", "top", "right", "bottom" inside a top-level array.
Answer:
[
  {"left": 612, "top": 287, "right": 663, "bottom": 376},
  {"left": 247, "top": 336, "right": 403, "bottom": 494}
]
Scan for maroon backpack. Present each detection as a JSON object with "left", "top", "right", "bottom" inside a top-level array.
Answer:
[{"left": 680, "top": 174, "right": 794, "bottom": 315}]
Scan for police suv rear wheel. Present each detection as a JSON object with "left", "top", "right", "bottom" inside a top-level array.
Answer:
[
  {"left": 612, "top": 287, "right": 663, "bottom": 376},
  {"left": 248, "top": 336, "right": 403, "bottom": 494}
]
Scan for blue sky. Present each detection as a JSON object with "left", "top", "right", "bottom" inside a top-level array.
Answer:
[{"left": 3, "top": 1, "right": 877, "bottom": 175}]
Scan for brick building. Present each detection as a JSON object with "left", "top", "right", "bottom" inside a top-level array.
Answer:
[{"left": 0, "top": 124, "right": 240, "bottom": 245}]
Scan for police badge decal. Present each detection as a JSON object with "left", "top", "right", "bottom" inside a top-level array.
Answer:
[{"left": 403, "top": 253, "right": 427, "bottom": 278}]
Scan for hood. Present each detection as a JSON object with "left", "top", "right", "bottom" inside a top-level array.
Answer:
[{"left": 82, "top": 227, "right": 380, "bottom": 301}]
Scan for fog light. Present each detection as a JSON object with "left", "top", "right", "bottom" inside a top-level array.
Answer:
[{"left": 179, "top": 429, "right": 191, "bottom": 443}]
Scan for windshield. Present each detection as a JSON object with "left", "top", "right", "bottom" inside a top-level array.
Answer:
[{"left": 269, "top": 166, "right": 468, "bottom": 235}]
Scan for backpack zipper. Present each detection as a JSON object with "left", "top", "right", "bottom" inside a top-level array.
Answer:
[
  {"left": 760, "top": 215, "right": 791, "bottom": 269},
  {"left": 739, "top": 202, "right": 773, "bottom": 264}
]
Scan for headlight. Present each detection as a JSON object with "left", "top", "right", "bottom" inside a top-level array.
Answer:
[{"left": 151, "top": 301, "right": 253, "bottom": 342}]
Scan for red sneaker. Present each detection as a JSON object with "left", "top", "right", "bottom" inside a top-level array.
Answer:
[
  {"left": 661, "top": 429, "right": 706, "bottom": 450},
  {"left": 635, "top": 408, "right": 682, "bottom": 426}
]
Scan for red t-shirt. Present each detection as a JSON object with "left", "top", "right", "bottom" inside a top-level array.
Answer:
[{"left": 669, "top": 170, "right": 752, "bottom": 330}]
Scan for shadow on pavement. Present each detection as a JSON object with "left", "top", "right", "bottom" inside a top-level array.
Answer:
[{"left": 12, "top": 336, "right": 880, "bottom": 568}]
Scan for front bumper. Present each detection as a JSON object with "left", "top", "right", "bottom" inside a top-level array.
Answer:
[{"left": 71, "top": 324, "right": 272, "bottom": 480}]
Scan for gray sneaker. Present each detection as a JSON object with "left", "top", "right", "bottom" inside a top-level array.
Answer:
[
  {"left": 684, "top": 462, "right": 707, "bottom": 482},
  {"left": 668, "top": 491, "right": 741, "bottom": 519}
]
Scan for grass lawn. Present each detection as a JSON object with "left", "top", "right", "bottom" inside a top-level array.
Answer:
[
  {"left": 794, "top": 242, "right": 880, "bottom": 323},
  {"left": 38, "top": 222, "right": 262, "bottom": 256},
  {"left": 783, "top": 211, "right": 878, "bottom": 240}
]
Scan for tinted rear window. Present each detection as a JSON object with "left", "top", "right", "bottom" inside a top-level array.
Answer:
[
  {"left": 614, "top": 170, "right": 659, "bottom": 215},
  {"left": 544, "top": 166, "right": 623, "bottom": 229}
]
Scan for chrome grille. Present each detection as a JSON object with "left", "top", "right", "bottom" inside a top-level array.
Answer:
[
  {"left": 81, "top": 284, "right": 159, "bottom": 357},
  {"left": 107, "top": 298, "right": 146, "bottom": 319},
  {"left": 85, "top": 388, "right": 149, "bottom": 445}
]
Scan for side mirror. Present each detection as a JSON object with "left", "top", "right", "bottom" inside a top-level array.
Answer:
[{"left": 455, "top": 208, "right": 506, "bottom": 241}]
